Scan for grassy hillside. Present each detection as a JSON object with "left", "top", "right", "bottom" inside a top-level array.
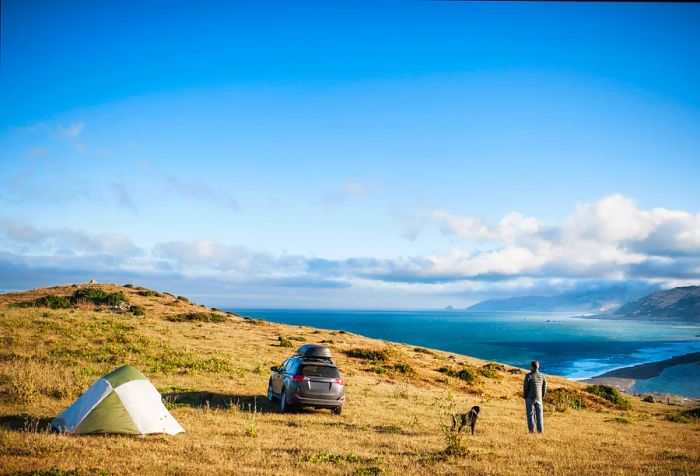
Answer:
[{"left": 1, "top": 284, "right": 698, "bottom": 475}]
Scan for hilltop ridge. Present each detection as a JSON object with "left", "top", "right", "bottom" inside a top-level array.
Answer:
[
  {"left": 613, "top": 286, "right": 700, "bottom": 322},
  {"left": 0, "top": 283, "right": 698, "bottom": 475}
]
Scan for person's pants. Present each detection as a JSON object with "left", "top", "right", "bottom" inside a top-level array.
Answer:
[{"left": 526, "top": 399, "right": 544, "bottom": 433}]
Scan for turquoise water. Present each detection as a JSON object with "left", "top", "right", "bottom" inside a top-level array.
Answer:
[
  {"left": 230, "top": 309, "right": 700, "bottom": 397},
  {"left": 631, "top": 363, "right": 700, "bottom": 398}
]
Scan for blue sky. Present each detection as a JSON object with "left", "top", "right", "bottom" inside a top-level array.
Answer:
[{"left": 1, "top": 1, "right": 700, "bottom": 308}]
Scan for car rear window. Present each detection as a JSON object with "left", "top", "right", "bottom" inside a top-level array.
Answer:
[{"left": 298, "top": 365, "right": 340, "bottom": 378}]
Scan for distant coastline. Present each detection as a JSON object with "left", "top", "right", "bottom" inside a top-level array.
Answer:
[
  {"left": 594, "top": 352, "right": 700, "bottom": 380},
  {"left": 586, "top": 351, "right": 700, "bottom": 400}
]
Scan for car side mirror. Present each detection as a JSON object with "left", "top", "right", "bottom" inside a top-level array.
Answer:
[{"left": 270, "top": 366, "right": 278, "bottom": 372}]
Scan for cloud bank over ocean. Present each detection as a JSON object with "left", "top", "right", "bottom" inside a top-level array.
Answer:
[{"left": 2, "top": 194, "right": 698, "bottom": 308}]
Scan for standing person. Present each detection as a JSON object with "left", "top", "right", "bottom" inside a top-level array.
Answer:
[{"left": 523, "top": 360, "right": 547, "bottom": 433}]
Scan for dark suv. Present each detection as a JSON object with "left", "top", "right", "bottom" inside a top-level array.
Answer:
[{"left": 267, "top": 344, "right": 346, "bottom": 414}]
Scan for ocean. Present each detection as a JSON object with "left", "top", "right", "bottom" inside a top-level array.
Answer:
[{"left": 229, "top": 308, "right": 700, "bottom": 398}]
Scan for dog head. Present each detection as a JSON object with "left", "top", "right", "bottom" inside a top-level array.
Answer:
[{"left": 470, "top": 405, "right": 481, "bottom": 415}]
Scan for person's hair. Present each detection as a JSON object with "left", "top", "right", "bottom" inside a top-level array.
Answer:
[{"left": 530, "top": 361, "right": 540, "bottom": 370}]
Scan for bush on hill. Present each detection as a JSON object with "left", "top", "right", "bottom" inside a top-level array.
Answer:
[
  {"left": 479, "top": 363, "right": 505, "bottom": 379},
  {"left": 546, "top": 388, "right": 586, "bottom": 411},
  {"left": 167, "top": 312, "right": 225, "bottom": 323},
  {"left": 438, "top": 366, "right": 479, "bottom": 383},
  {"left": 278, "top": 336, "right": 294, "bottom": 348},
  {"left": 585, "top": 384, "right": 631, "bottom": 409},
  {"left": 13, "top": 288, "right": 127, "bottom": 310},
  {"left": 72, "top": 288, "right": 126, "bottom": 306},
  {"left": 137, "top": 290, "right": 161, "bottom": 297},
  {"left": 130, "top": 305, "right": 146, "bottom": 316},
  {"left": 345, "top": 348, "right": 391, "bottom": 361},
  {"left": 35, "top": 295, "right": 72, "bottom": 309},
  {"left": 666, "top": 407, "right": 700, "bottom": 424}
]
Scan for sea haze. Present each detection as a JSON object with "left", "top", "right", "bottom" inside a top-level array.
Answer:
[{"left": 229, "top": 309, "right": 700, "bottom": 398}]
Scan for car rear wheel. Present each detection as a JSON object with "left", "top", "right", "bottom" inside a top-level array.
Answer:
[
  {"left": 332, "top": 405, "right": 343, "bottom": 415},
  {"left": 279, "top": 388, "right": 289, "bottom": 413},
  {"left": 267, "top": 382, "right": 277, "bottom": 402}
]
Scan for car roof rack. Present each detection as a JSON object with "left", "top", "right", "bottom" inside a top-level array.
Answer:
[{"left": 295, "top": 344, "right": 332, "bottom": 359}]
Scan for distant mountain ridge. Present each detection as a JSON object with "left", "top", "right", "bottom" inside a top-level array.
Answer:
[
  {"left": 613, "top": 286, "right": 700, "bottom": 322},
  {"left": 466, "top": 284, "right": 658, "bottom": 313}
]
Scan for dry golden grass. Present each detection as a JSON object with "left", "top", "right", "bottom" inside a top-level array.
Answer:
[{"left": 0, "top": 283, "right": 698, "bottom": 475}]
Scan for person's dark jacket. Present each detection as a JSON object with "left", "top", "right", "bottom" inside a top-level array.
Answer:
[{"left": 523, "top": 370, "right": 547, "bottom": 402}]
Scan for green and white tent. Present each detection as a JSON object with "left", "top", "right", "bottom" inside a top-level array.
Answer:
[{"left": 52, "top": 365, "right": 184, "bottom": 435}]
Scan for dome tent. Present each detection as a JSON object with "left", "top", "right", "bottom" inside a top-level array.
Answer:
[{"left": 52, "top": 365, "right": 184, "bottom": 436}]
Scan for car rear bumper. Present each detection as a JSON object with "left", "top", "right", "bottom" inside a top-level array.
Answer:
[{"left": 287, "top": 394, "right": 345, "bottom": 408}]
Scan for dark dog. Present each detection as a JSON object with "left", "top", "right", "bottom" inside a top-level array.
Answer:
[{"left": 451, "top": 405, "right": 480, "bottom": 435}]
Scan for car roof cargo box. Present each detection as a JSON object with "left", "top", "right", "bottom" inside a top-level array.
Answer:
[{"left": 296, "top": 344, "right": 332, "bottom": 359}]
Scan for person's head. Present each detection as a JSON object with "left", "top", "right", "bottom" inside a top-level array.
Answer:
[{"left": 530, "top": 361, "right": 540, "bottom": 371}]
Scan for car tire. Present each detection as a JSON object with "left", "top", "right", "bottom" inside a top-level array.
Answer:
[
  {"left": 279, "top": 387, "right": 288, "bottom": 413},
  {"left": 332, "top": 405, "right": 343, "bottom": 415},
  {"left": 267, "top": 382, "right": 277, "bottom": 402}
]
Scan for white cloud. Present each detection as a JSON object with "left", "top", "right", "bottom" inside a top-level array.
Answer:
[
  {"left": 0, "top": 220, "right": 140, "bottom": 256},
  {"left": 1, "top": 194, "right": 699, "bottom": 303},
  {"left": 56, "top": 122, "right": 85, "bottom": 140}
]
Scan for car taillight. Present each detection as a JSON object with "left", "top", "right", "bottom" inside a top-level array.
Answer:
[
  {"left": 291, "top": 375, "right": 307, "bottom": 383},
  {"left": 333, "top": 378, "right": 345, "bottom": 385}
]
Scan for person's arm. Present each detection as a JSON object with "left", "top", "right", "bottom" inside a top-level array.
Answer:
[
  {"left": 523, "top": 375, "right": 530, "bottom": 399},
  {"left": 542, "top": 375, "right": 547, "bottom": 400}
]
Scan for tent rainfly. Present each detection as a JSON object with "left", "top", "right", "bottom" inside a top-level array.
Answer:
[{"left": 52, "top": 365, "right": 184, "bottom": 435}]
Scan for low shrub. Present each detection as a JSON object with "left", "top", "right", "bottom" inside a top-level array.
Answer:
[
  {"left": 438, "top": 366, "right": 479, "bottom": 384},
  {"left": 35, "top": 295, "right": 72, "bottom": 309},
  {"left": 167, "top": 312, "right": 225, "bottom": 323},
  {"left": 605, "top": 417, "right": 631, "bottom": 424},
  {"left": 124, "top": 284, "right": 134, "bottom": 288},
  {"left": 176, "top": 295, "right": 189, "bottom": 302},
  {"left": 356, "top": 467, "right": 384, "bottom": 475},
  {"left": 137, "top": 290, "right": 161, "bottom": 297},
  {"left": 393, "top": 362, "right": 413, "bottom": 374},
  {"left": 304, "top": 452, "right": 361, "bottom": 464},
  {"left": 545, "top": 388, "right": 586, "bottom": 412},
  {"left": 665, "top": 407, "right": 700, "bottom": 424},
  {"left": 482, "top": 362, "right": 506, "bottom": 372},
  {"left": 413, "top": 347, "right": 434, "bottom": 355},
  {"left": 130, "top": 305, "right": 146, "bottom": 316},
  {"left": 288, "top": 336, "right": 306, "bottom": 342},
  {"left": 345, "top": 348, "right": 390, "bottom": 361},
  {"left": 278, "top": 336, "right": 294, "bottom": 348},
  {"left": 72, "top": 288, "right": 126, "bottom": 306},
  {"left": 585, "top": 385, "right": 631, "bottom": 409},
  {"left": 478, "top": 364, "right": 504, "bottom": 379},
  {"left": 14, "top": 288, "right": 128, "bottom": 310}
]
